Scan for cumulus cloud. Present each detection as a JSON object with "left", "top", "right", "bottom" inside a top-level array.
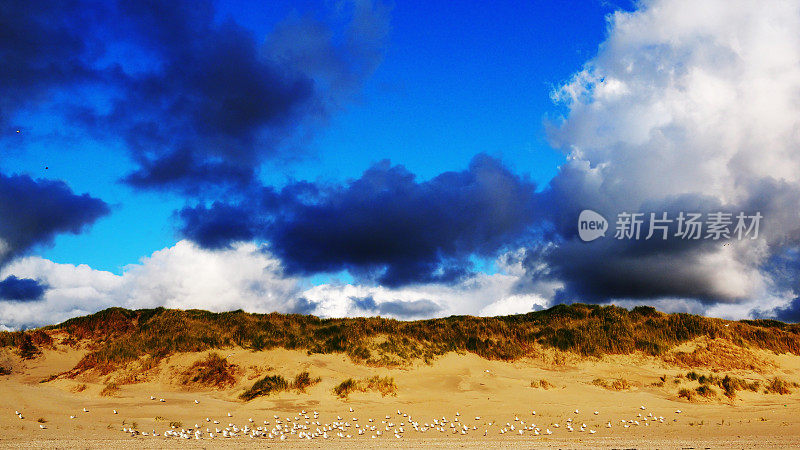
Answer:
[
  {"left": 179, "top": 154, "right": 540, "bottom": 287},
  {"left": 523, "top": 0, "right": 800, "bottom": 319},
  {"left": 0, "top": 241, "right": 302, "bottom": 329},
  {"left": 0, "top": 242, "right": 552, "bottom": 329},
  {"left": 0, "top": 171, "right": 109, "bottom": 267}
]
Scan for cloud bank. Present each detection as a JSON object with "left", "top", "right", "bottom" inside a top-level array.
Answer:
[
  {"left": 518, "top": 0, "right": 800, "bottom": 320},
  {"left": 1, "top": 0, "right": 390, "bottom": 194},
  {"left": 0, "top": 240, "right": 551, "bottom": 330},
  {"left": 179, "top": 154, "right": 540, "bottom": 286}
]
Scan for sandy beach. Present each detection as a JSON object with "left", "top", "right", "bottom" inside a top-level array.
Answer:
[{"left": 2, "top": 335, "right": 800, "bottom": 449}]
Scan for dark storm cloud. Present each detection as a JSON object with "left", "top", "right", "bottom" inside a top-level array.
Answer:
[
  {"left": 351, "top": 295, "right": 378, "bottom": 311},
  {"left": 526, "top": 179, "right": 753, "bottom": 304},
  {"left": 0, "top": 276, "right": 48, "bottom": 302},
  {"left": 1, "top": 0, "right": 390, "bottom": 193},
  {"left": 377, "top": 299, "right": 440, "bottom": 317},
  {"left": 349, "top": 296, "right": 440, "bottom": 318},
  {"left": 108, "top": 0, "right": 315, "bottom": 192},
  {"left": 179, "top": 154, "right": 540, "bottom": 287},
  {"left": 0, "top": 172, "right": 110, "bottom": 266},
  {"left": 0, "top": 0, "right": 108, "bottom": 131},
  {"left": 750, "top": 246, "right": 800, "bottom": 323},
  {"left": 769, "top": 299, "right": 800, "bottom": 323}
]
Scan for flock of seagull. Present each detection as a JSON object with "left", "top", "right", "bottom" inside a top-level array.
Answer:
[{"left": 16, "top": 398, "right": 683, "bottom": 441}]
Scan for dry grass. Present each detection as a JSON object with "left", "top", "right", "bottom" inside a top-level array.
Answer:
[
  {"left": 239, "top": 370, "right": 321, "bottom": 401},
  {"left": 334, "top": 376, "right": 398, "bottom": 398},
  {"left": 180, "top": 353, "right": 239, "bottom": 389},
  {"left": 292, "top": 371, "right": 321, "bottom": 393},
  {"left": 764, "top": 377, "right": 796, "bottom": 395},
  {"left": 664, "top": 338, "right": 774, "bottom": 371},
  {"left": 696, "top": 385, "right": 716, "bottom": 398},
  {"left": 530, "top": 378, "right": 553, "bottom": 389},
  {"left": 100, "top": 382, "right": 120, "bottom": 397},
  {"left": 592, "top": 377, "right": 631, "bottom": 390},
  {"left": 4, "top": 304, "right": 800, "bottom": 376}
]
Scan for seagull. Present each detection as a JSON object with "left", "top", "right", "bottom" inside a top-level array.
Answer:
[
  {"left": 195, "top": 400, "right": 199, "bottom": 404},
  {"left": 113, "top": 410, "right": 117, "bottom": 414},
  {"left": 83, "top": 407, "right": 89, "bottom": 412}
]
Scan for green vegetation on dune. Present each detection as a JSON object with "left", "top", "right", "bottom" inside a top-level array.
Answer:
[{"left": 1, "top": 304, "right": 800, "bottom": 376}]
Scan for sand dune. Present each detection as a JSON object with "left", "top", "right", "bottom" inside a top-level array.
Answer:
[
  {"left": 2, "top": 336, "right": 800, "bottom": 448},
  {"left": 2, "top": 306, "right": 800, "bottom": 448}
]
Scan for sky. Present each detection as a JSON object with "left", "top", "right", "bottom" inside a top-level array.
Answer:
[{"left": 2, "top": 0, "right": 800, "bottom": 329}]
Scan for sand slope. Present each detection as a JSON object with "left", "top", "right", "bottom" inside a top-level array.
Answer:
[{"left": 2, "top": 338, "right": 800, "bottom": 448}]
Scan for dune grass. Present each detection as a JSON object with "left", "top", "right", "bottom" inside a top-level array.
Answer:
[
  {"left": 180, "top": 352, "right": 239, "bottom": 389},
  {"left": 334, "top": 376, "right": 397, "bottom": 398},
  {"left": 530, "top": 378, "right": 553, "bottom": 389},
  {"left": 239, "top": 370, "right": 321, "bottom": 401},
  {"left": 592, "top": 377, "right": 631, "bottom": 390},
  {"left": 764, "top": 376, "right": 796, "bottom": 395},
  {"left": 100, "top": 382, "right": 120, "bottom": 397},
  {"left": 3, "top": 304, "right": 800, "bottom": 376}
]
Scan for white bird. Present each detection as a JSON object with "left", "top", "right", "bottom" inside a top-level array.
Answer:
[
  {"left": 195, "top": 400, "right": 199, "bottom": 404},
  {"left": 39, "top": 424, "right": 46, "bottom": 429},
  {"left": 159, "top": 398, "right": 165, "bottom": 402},
  {"left": 594, "top": 411, "right": 599, "bottom": 415},
  {"left": 113, "top": 410, "right": 117, "bottom": 414},
  {"left": 228, "top": 412, "right": 233, "bottom": 417},
  {"left": 83, "top": 407, "right": 89, "bottom": 412}
]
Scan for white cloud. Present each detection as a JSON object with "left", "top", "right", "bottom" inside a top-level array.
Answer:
[
  {"left": 541, "top": 0, "right": 800, "bottom": 312},
  {"left": 0, "top": 241, "right": 302, "bottom": 330},
  {"left": 0, "top": 242, "right": 553, "bottom": 329}
]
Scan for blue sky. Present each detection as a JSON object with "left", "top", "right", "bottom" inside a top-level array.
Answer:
[{"left": 3, "top": 1, "right": 622, "bottom": 274}]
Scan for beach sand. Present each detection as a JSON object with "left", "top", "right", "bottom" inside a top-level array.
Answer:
[{"left": 2, "top": 340, "right": 800, "bottom": 448}]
